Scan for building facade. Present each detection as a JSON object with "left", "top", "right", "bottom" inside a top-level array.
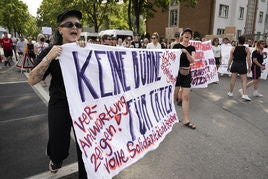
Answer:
[{"left": 146, "top": 0, "right": 268, "bottom": 40}]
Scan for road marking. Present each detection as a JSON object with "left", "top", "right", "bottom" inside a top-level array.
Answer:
[
  {"left": 25, "top": 162, "right": 78, "bottom": 179},
  {"left": 0, "top": 113, "right": 47, "bottom": 124},
  {"left": 0, "top": 80, "right": 28, "bottom": 85},
  {"left": 23, "top": 72, "right": 78, "bottom": 178},
  {"left": 24, "top": 72, "right": 49, "bottom": 104}
]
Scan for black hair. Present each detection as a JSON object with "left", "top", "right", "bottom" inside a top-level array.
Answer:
[
  {"left": 54, "top": 10, "right": 82, "bottom": 45},
  {"left": 54, "top": 30, "right": 63, "bottom": 45},
  {"left": 238, "top": 36, "right": 245, "bottom": 44}
]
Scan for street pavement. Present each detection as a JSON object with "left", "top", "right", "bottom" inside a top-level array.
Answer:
[{"left": 0, "top": 60, "right": 267, "bottom": 179}]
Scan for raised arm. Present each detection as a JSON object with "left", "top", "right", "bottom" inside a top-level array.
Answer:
[{"left": 28, "top": 45, "right": 62, "bottom": 85}]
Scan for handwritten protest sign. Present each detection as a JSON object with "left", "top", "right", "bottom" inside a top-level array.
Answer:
[
  {"left": 59, "top": 43, "right": 181, "bottom": 178},
  {"left": 218, "top": 44, "right": 232, "bottom": 75},
  {"left": 218, "top": 45, "right": 268, "bottom": 80},
  {"left": 190, "top": 40, "right": 219, "bottom": 88}
]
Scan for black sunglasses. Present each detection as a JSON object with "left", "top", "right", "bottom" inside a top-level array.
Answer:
[{"left": 60, "top": 22, "right": 82, "bottom": 29}]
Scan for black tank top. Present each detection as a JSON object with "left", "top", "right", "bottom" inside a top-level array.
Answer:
[{"left": 233, "top": 46, "right": 246, "bottom": 61}]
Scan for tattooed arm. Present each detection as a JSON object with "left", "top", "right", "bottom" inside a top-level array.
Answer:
[{"left": 28, "top": 45, "right": 62, "bottom": 85}]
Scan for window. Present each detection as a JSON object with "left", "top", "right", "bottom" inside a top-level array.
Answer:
[
  {"left": 170, "top": 9, "right": 178, "bottom": 26},
  {"left": 239, "top": 7, "right": 244, "bottom": 19},
  {"left": 256, "top": 32, "right": 261, "bottom": 40},
  {"left": 265, "top": 14, "right": 268, "bottom": 24},
  {"left": 237, "top": 30, "right": 242, "bottom": 38},
  {"left": 259, "top": 11, "right": 264, "bottom": 23},
  {"left": 219, "top": 4, "right": 229, "bottom": 18},
  {"left": 217, "top": 28, "right": 225, "bottom": 35}
]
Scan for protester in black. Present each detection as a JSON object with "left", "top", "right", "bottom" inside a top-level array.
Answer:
[
  {"left": 227, "top": 36, "right": 251, "bottom": 101},
  {"left": 28, "top": 10, "right": 87, "bottom": 178},
  {"left": 245, "top": 40, "right": 266, "bottom": 97},
  {"left": 27, "top": 37, "right": 36, "bottom": 62},
  {"left": 173, "top": 28, "right": 196, "bottom": 129}
]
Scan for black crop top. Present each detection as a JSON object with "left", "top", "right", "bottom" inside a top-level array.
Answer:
[
  {"left": 35, "top": 46, "right": 67, "bottom": 101},
  {"left": 233, "top": 46, "right": 247, "bottom": 61},
  {"left": 172, "top": 43, "right": 195, "bottom": 67}
]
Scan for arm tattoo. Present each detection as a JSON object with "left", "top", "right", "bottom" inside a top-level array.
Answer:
[{"left": 29, "top": 61, "right": 50, "bottom": 81}]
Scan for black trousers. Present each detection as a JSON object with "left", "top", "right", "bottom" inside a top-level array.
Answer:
[{"left": 47, "top": 99, "right": 87, "bottom": 179}]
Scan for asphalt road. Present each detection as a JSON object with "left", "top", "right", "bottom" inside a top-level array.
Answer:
[
  {"left": 0, "top": 62, "right": 267, "bottom": 179},
  {"left": 0, "top": 64, "right": 77, "bottom": 179}
]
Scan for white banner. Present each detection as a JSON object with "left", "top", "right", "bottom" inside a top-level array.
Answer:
[
  {"left": 59, "top": 43, "right": 181, "bottom": 179},
  {"left": 41, "top": 26, "right": 52, "bottom": 35},
  {"left": 190, "top": 40, "right": 219, "bottom": 88},
  {"left": 218, "top": 45, "right": 268, "bottom": 80},
  {"left": 218, "top": 44, "right": 233, "bottom": 75}
]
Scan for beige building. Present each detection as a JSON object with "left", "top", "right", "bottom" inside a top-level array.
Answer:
[{"left": 146, "top": 0, "right": 268, "bottom": 41}]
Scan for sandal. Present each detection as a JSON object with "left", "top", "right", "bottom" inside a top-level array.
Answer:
[{"left": 184, "top": 122, "right": 196, "bottom": 129}]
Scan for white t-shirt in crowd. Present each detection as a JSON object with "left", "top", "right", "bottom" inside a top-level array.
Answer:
[
  {"left": 17, "top": 40, "right": 27, "bottom": 53},
  {"left": 212, "top": 45, "right": 221, "bottom": 58},
  {"left": 146, "top": 42, "right": 161, "bottom": 49},
  {"left": 34, "top": 42, "right": 49, "bottom": 55}
]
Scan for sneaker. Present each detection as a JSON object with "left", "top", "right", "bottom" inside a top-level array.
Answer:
[
  {"left": 242, "top": 94, "right": 251, "bottom": 101},
  {"left": 238, "top": 89, "right": 243, "bottom": 96},
  {"left": 49, "top": 161, "right": 62, "bottom": 173},
  {"left": 253, "top": 91, "right": 263, "bottom": 97},
  {"left": 227, "top": 92, "right": 233, "bottom": 97}
]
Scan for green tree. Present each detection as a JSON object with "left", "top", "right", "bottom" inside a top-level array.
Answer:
[
  {"left": 37, "top": 0, "right": 123, "bottom": 33},
  {"left": 37, "top": 0, "right": 77, "bottom": 29},
  {"left": 0, "top": 0, "right": 34, "bottom": 36},
  {"left": 124, "top": 0, "right": 197, "bottom": 34}
]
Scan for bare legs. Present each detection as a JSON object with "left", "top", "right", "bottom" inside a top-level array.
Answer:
[
  {"left": 181, "top": 88, "right": 191, "bottom": 124},
  {"left": 240, "top": 74, "right": 247, "bottom": 95},
  {"left": 174, "top": 86, "right": 182, "bottom": 103},
  {"left": 246, "top": 79, "right": 259, "bottom": 90},
  {"left": 175, "top": 86, "right": 191, "bottom": 124},
  {"left": 229, "top": 73, "right": 237, "bottom": 93}
]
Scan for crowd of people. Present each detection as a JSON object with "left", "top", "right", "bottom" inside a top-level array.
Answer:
[
  {"left": 1, "top": 9, "right": 267, "bottom": 179},
  {"left": 0, "top": 32, "right": 53, "bottom": 67}
]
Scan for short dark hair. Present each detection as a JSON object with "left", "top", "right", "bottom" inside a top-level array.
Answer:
[
  {"left": 54, "top": 10, "right": 82, "bottom": 45},
  {"left": 238, "top": 36, "right": 245, "bottom": 44}
]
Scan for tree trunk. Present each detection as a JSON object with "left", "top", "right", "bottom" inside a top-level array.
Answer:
[{"left": 128, "top": 0, "right": 132, "bottom": 31}]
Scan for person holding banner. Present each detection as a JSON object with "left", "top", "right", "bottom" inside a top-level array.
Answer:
[
  {"left": 28, "top": 10, "right": 87, "bottom": 178},
  {"left": 227, "top": 36, "right": 251, "bottom": 101},
  {"left": 173, "top": 28, "right": 196, "bottom": 129},
  {"left": 244, "top": 40, "right": 266, "bottom": 97},
  {"left": 212, "top": 38, "right": 221, "bottom": 70}
]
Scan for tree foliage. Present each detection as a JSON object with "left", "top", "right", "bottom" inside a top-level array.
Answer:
[
  {"left": 129, "top": 0, "right": 197, "bottom": 34},
  {"left": 0, "top": 0, "right": 38, "bottom": 37},
  {"left": 0, "top": 0, "right": 197, "bottom": 39}
]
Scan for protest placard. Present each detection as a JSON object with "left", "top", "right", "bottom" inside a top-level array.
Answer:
[
  {"left": 59, "top": 43, "right": 181, "bottom": 178},
  {"left": 190, "top": 40, "right": 219, "bottom": 88},
  {"left": 218, "top": 45, "right": 268, "bottom": 80}
]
